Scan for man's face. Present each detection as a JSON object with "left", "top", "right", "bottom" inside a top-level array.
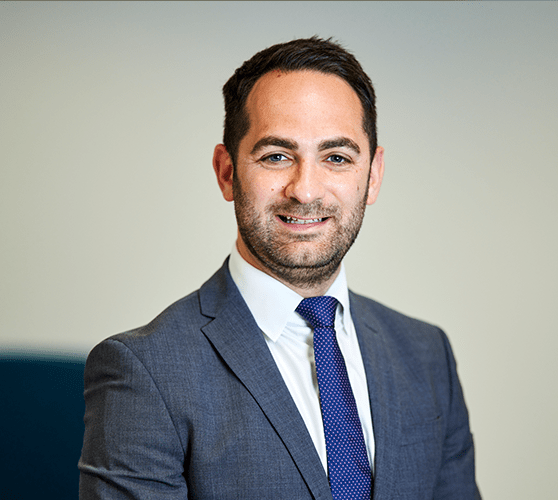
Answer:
[{"left": 214, "top": 70, "right": 384, "bottom": 292}]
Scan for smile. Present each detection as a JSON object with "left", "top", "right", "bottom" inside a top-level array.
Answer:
[{"left": 279, "top": 215, "right": 327, "bottom": 224}]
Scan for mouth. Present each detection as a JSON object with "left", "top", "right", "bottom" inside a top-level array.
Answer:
[{"left": 278, "top": 215, "right": 329, "bottom": 224}]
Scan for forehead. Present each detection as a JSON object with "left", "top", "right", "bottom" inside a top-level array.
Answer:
[{"left": 243, "top": 70, "right": 366, "bottom": 143}]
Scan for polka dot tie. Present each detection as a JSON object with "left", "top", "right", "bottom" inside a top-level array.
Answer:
[{"left": 296, "top": 296, "right": 372, "bottom": 500}]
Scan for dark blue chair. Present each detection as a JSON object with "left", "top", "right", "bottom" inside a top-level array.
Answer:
[{"left": 0, "top": 353, "right": 86, "bottom": 499}]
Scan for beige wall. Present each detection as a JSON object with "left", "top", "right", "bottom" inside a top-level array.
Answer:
[{"left": 1, "top": 2, "right": 557, "bottom": 498}]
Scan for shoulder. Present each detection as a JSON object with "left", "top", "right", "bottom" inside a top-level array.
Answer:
[
  {"left": 101, "top": 259, "right": 242, "bottom": 345},
  {"left": 84, "top": 288, "right": 206, "bottom": 384},
  {"left": 91, "top": 260, "right": 239, "bottom": 364},
  {"left": 106, "top": 288, "right": 205, "bottom": 350},
  {"left": 349, "top": 290, "right": 453, "bottom": 367},
  {"left": 349, "top": 290, "right": 443, "bottom": 337}
]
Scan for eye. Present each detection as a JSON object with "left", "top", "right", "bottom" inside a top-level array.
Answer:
[
  {"left": 266, "top": 153, "right": 288, "bottom": 162},
  {"left": 327, "top": 154, "right": 350, "bottom": 165}
]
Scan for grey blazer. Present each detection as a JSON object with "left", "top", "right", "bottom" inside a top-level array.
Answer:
[{"left": 79, "top": 260, "right": 480, "bottom": 499}]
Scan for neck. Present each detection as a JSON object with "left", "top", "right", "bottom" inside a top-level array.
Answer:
[
  {"left": 235, "top": 238, "right": 341, "bottom": 298},
  {"left": 271, "top": 266, "right": 341, "bottom": 298}
]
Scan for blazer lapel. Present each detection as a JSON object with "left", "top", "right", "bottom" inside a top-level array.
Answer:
[
  {"left": 199, "top": 262, "right": 332, "bottom": 500},
  {"left": 350, "top": 292, "right": 402, "bottom": 500}
]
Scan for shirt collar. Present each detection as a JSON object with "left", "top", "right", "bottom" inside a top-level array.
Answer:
[{"left": 228, "top": 242, "right": 352, "bottom": 342}]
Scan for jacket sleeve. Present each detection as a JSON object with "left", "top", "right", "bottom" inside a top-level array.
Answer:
[
  {"left": 433, "top": 330, "right": 482, "bottom": 499},
  {"left": 78, "top": 339, "right": 188, "bottom": 499}
]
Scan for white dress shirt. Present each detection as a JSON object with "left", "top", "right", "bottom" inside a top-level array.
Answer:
[{"left": 228, "top": 244, "right": 375, "bottom": 472}]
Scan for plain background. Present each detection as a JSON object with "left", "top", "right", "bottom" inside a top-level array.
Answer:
[{"left": 1, "top": 2, "right": 557, "bottom": 498}]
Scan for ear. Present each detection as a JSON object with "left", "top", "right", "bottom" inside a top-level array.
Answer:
[
  {"left": 366, "top": 146, "right": 384, "bottom": 205},
  {"left": 213, "top": 144, "right": 234, "bottom": 202}
]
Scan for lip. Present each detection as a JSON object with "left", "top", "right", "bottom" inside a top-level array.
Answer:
[{"left": 276, "top": 214, "right": 330, "bottom": 230}]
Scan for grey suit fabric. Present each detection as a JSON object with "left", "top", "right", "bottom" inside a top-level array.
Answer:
[{"left": 79, "top": 260, "right": 481, "bottom": 499}]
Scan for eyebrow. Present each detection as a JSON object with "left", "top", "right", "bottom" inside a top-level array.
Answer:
[
  {"left": 318, "top": 137, "right": 361, "bottom": 155},
  {"left": 250, "top": 136, "right": 299, "bottom": 155}
]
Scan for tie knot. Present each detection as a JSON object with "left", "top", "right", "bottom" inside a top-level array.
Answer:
[{"left": 296, "top": 296, "right": 338, "bottom": 328}]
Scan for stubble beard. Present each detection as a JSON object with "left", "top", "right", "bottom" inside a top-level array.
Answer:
[{"left": 232, "top": 174, "right": 368, "bottom": 290}]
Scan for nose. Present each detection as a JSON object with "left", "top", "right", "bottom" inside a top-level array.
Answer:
[{"left": 283, "top": 159, "right": 324, "bottom": 204}]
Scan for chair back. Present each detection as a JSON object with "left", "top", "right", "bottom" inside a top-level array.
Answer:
[{"left": 0, "top": 354, "right": 86, "bottom": 499}]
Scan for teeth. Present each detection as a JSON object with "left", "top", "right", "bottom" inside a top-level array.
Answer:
[{"left": 283, "top": 216, "right": 324, "bottom": 224}]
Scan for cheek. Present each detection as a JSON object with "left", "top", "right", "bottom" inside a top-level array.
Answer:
[
  {"left": 239, "top": 172, "right": 283, "bottom": 207},
  {"left": 252, "top": 171, "right": 286, "bottom": 197},
  {"left": 329, "top": 177, "right": 367, "bottom": 205}
]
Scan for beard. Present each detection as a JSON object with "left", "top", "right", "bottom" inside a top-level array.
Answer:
[{"left": 232, "top": 174, "right": 368, "bottom": 290}]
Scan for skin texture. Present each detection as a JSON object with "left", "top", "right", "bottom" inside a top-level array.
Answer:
[{"left": 213, "top": 70, "right": 384, "bottom": 297}]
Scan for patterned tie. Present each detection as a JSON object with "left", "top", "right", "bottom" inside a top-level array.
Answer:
[{"left": 296, "top": 296, "right": 372, "bottom": 500}]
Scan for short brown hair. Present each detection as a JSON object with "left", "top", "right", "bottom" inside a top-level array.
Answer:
[{"left": 222, "top": 36, "right": 377, "bottom": 165}]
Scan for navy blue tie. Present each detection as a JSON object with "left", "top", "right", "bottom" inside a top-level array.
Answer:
[{"left": 296, "top": 296, "right": 372, "bottom": 500}]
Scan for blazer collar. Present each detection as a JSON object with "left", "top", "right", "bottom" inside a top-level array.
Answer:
[
  {"left": 199, "top": 260, "right": 333, "bottom": 500},
  {"left": 350, "top": 291, "right": 402, "bottom": 500}
]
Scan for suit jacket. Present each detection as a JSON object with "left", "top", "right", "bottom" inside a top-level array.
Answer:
[{"left": 79, "top": 260, "right": 481, "bottom": 499}]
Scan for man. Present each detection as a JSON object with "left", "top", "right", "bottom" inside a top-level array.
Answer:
[{"left": 79, "top": 37, "right": 480, "bottom": 499}]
